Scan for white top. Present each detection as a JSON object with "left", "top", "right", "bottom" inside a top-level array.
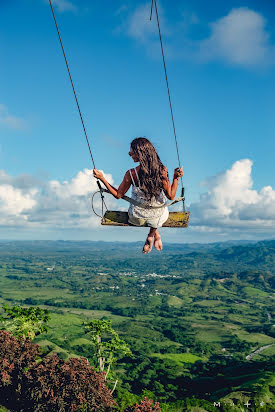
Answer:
[{"left": 128, "top": 167, "right": 168, "bottom": 221}]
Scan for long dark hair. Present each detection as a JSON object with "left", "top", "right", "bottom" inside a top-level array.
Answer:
[{"left": 130, "top": 137, "right": 165, "bottom": 200}]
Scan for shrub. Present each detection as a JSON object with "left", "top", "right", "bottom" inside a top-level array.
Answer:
[
  {"left": 0, "top": 330, "right": 40, "bottom": 408},
  {"left": 125, "top": 397, "right": 161, "bottom": 412},
  {"left": 23, "top": 354, "right": 115, "bottom": 411},
  {"left": 0, "top": 305, "right": 50, "bottom": 340},
  {"left": 0, "top": 331, "right": 115, "bottom": 411}
]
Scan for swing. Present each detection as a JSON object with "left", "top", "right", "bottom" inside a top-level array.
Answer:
[
  {"left": 48, "top": 0, "right": 190, "bottom": 229},
  {"left": 102, "top": 211, "right": 190, "bottom": 228},
  {"left": 92, "top": 188, "right": 190, "bottom": 228}
]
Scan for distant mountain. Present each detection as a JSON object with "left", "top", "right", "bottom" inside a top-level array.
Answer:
[
  {"left": 214, "top": 240, "right": 275, "bottom": 267},
  {"left": 0, "top": 239, "right": 274, "bottom": 275}
]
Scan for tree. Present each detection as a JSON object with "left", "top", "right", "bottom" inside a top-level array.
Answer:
[
  {"left": 124, "top": 397, "right": 161, "bottom": 412},
  {"left": 0, "top": 305, "right": 50, "bottom": 340},
  {"left": 24, "top": 354, "right": 115, "bottom": 411},
  {"left": 114, "top": 387, "right": 140, "bottom": 411},
  {"left": 84, "top": 319, "right": 132, "bottom": 393}
]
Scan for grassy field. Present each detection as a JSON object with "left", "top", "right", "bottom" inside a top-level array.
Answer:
[
  {"left": 234, "top": 330, "right": 275, "bottom": 345},
  {"left": 243, "top": 286, "right": 271, "bottom": 297},
  {"left": 167, "top": 296, "right": 184, "bottom": 307},
  {"left": 0, "top": 240, "right": 274, "bottom": 410},
  {"left": 151, "top": 353, "right": 206, "bottom": 364},
  {"left": 252, "top": 344, "right": 275, "bottom": 360}
]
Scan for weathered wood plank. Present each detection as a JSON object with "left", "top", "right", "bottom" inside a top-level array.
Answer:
[{"left": 101, "top": 211, "right": 190, "bottom": 228}]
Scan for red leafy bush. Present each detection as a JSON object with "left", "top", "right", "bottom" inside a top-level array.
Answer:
[
  {"left": 0, "top": 330, "right": 40, "bottom": 407},
  {"left": 0, "top": 331, "right": 115, "bottom": 411},
  {"left": 125, "top": 397, "right": 161, "bottom": 412},
  {"left": 23, "top": 354, "right": 115, "bottom": 411}
]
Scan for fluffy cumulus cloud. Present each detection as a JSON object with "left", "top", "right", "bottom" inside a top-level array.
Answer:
[
  {"left": 1, "top": 162, "right": 274, "bottom": 238},
  {"left": 0, "top": 169, "right": 116, "bottom": 230},
  {"left": 120, "top": 5, "right": 275, "bottom": 67},
  {"left": 199, "top": 8, "right": 274, "bottom": 66},
  {"left": 190, "top": 159, "right": 275, "bottom": 233},
  {"left": 0, "top": 104, "right": 27, "bottom": 130}
]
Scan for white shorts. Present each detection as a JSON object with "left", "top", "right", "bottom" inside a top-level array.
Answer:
[{"left": 128, "top": 207, "right": 169, "bottom": 228}]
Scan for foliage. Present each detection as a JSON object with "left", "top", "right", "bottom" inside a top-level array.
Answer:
[
  {"left": 84, "top": 319, "right": 132, "bottom": 392},
  {"left": 159, "top": 398, "right": 217, "bottom": 411},
  {"left": 124, "top": 397, "right": 161, "bottom": 412},
  {"left": 0, "top": 305, "right": 50, "bottom": 340},
  {"left": 0, "top": 330, "right": 40, "bottom": 409},
  {"left": 114, "top": 387, "right": 141, "bottom": 411},
  {"left": 0, "top": 240, "right": 274, "bottom": 407},
  {"left": 0, "top": 331, "right": 115, "bottom": 411},
  {"left": 23, "top": 354, "right": 115, "bottom": 411}
]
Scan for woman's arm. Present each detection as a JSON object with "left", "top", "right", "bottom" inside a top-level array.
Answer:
[
  {"left": 93, "top": 169, "right": 131, "bottom": 199},
  {"left": 162, "top": 166, "right": 184, "bottom": 200}
]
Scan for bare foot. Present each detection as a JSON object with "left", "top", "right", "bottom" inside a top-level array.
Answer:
[
  {"left": 142, "top": 236, "right": 154, "bottom": 254},
  {"left": 154, "top": 234, "right": 163, "bottom": 251}
]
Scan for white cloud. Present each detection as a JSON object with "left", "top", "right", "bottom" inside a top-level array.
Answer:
[
  {"left": 116, "top": 1, "right": 169, "bottom": 56},
  {"left": 127, "top": 3, "right": 159, "bottom": 42},
  {"left": 0, "top": 104, "right": 27, "bottom": 130},
  {"left": 51, "top": 0, "right": 76, "bottom": 13},
  {"left": 199, "top": 8, "right": 273, "bottom": 66},
  {"left": 190, "top": 159, "right": 275, "bottom": 232},
  {"left": 120, "top": 5, "right": 275, "bottom": 66},
  {"left": 1, "top": 162, "right": 274, "bottom": 239},
  {"left": 0, "top": 169, "right": 116, "bottom": 229},
  {"left": 114, "top": 2, "right": 173, "bottom": 59},
  {"left": 0, "top": 185, "right": 37, "bottom": 216}
]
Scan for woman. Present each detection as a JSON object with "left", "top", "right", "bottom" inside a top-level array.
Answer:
[{"left": 93, "top": 137, "right": 183, "bottom": 254}]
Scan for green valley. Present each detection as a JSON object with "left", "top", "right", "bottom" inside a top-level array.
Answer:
[{"left": 0, "top": 240, "right": 274, "bottom": 411}]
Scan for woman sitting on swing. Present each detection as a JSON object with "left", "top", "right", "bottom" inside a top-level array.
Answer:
[{"left": 93, "top": 137, "right": 183, "bottom": 254}]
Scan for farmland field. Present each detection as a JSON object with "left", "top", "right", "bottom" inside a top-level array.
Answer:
[{"left": 0, "top": 240, "right": 274, "bottom": 411}]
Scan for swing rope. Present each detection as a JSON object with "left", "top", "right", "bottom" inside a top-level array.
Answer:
[
  {"left": 48, "top": 0, "right": 185, "bottom": 217},
  {"left": 150, "top": 0, "right": 184, "bottom": 196},
  {"left": 48, "top": 0, "right": 108, "bottom": 212},
  {"left": 100, "top": 189, "right": 184, "bottom": 209}
]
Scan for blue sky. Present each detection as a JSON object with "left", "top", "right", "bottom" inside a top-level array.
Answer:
[{"left": 0, "top": 0, "right": 274, "bottom": 243}]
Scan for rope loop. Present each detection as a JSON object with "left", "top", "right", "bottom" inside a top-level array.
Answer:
[{"left": 91, "top": 191, "right": 106, "bottom": 218}]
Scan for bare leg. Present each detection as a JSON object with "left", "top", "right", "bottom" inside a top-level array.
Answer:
[
  {"left": 154, "top": 229, "right": 163, "bottom": 251},
  {"left": 142, "top": 227, "right": 156, "bottom": 254}
]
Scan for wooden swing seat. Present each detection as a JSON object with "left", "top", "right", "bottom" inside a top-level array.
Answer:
[{"left": 101, "top": 211, "right": 190, "bottom": 228}]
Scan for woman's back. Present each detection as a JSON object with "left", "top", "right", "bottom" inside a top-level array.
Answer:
[
  {"left": 129, "top": 138, "right": 165, "bottom": 202},
  {"left": 128, "top": 167, "right": 168, "bottom": 223}
]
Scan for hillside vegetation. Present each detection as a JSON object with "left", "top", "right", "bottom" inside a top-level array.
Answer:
[{"left": 0, "top": 240, "right": 274, "bottom": 411}]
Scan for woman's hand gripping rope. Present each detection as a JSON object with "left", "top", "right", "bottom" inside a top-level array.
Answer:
[
  {"left": 93, "top": 168, "right": 104, "bottom": 181},
  {"left": 173, "top": 166, "right": 184, "bottom": 180}
]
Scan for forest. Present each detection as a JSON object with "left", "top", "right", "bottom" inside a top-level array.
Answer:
[{"left": 0, "top": 240, "right": 274, "bottom": 411}]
